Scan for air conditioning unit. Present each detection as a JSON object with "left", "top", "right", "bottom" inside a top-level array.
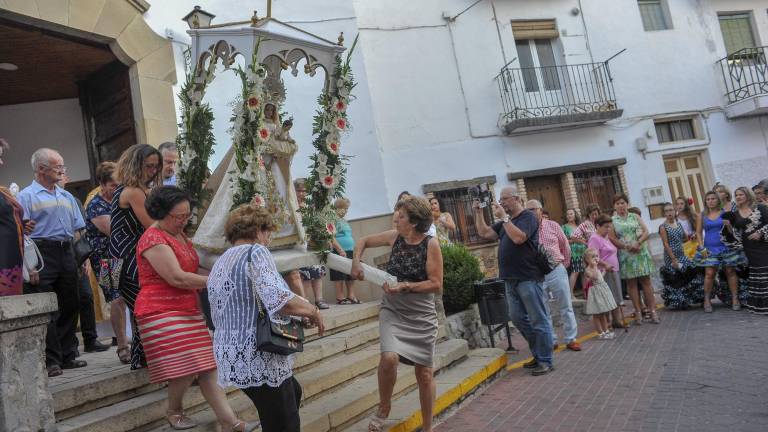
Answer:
[{"left": 642, "top": 186, "right": 665, "bottom": 206}]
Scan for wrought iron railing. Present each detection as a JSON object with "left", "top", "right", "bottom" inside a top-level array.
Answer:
[
  {"left": 496, "top": 61, "right": 619, "bottom": 124},
  {"left": 718, "top": 46, "right": 768, "bottom": 104}
]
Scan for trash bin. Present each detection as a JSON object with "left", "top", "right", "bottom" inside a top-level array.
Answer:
[{"left": 474, "top": 278, "right": 509, "bottom": 325}]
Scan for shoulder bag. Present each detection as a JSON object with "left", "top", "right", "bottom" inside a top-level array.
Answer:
[
  {"left": 22, "top": 235, "right": 44, "bottom": 282},
  {"left": 523, "top": 224, "right": 557, "bottom": 276},
  {"left": 73, "top": 232, "right": 93, "bottom": 267},
  {"left": 247, "top": 246, "right": 305, "bottom": 355}
]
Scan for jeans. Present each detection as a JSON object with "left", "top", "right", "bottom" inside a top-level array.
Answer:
[
  {"left": 505, "top": 279, "right": 554, "bottom": 367},
  {"left": 544, "top": 264, "right": 578, "bottom": 344}
]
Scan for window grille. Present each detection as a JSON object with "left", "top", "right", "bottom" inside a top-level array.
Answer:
[
  {"left": 434, "top": 188, "right": 495, "bottom": 246},
  {"left": 573, "top": 168, "right": 623, "bottom": 215}
]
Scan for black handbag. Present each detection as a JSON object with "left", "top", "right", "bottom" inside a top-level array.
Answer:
[
  {"left": 526, "top": 226, "right": 557, "bottom": 275},
  {"left": 248, "top": 246, "right": 305, "bottom": 355},
  {"left": 73, "top": 233, "right": 93, "bottom": 267}
]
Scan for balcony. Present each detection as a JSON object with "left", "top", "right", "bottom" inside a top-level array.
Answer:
[
  {"left": 496, "top": 61, "right": 623, "bottom": 135},
  {"left": 718, "top": 46, "right": 768, "bottom": 119}
]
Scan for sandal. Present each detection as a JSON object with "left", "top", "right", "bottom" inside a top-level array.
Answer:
[
  {"left": 230, "top": 420, "right": 260, "bottom": 431},
  {"left": 650, "top": 311, "right": 661, "bottom": 324},
  {"left": 633, "top": 311, "right": 643, "bottom": 326},
  {"left": 47, "top": 365, "right": 63, "bottom": 377},
  {"left": 367, "top": 413, "right": 387, "bottom": 432},
  {"left": 166, "top": 410, "right": 197, "bottom": 430},
  {"left": 117, "top": 346, "right": 131, "bottom": 364},
  {"left": 315, "top": 300, "right": 330, "bottom": 310},
  {"left": 348, "top": 297, "right": 361, "bottom": 304},
  {"left": 337, "top": 298, "right": 352, "bottom": 305}
]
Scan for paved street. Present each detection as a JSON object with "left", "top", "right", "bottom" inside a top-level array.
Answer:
[{"left": 436, "top": 305, "right": 768, "bottom": 432}]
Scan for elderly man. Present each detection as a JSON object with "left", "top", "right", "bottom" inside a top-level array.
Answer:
[
  {"left": 753, "top": 181, "right": 767, "bottom": 204},
  {"left": 17, "top": 148, "right": 87, "bottom": 377},
  {"left": 474, "top": 185, "right": 554, "bottom": 376},
  {"left": 158, "top": 141, "right": 178, "bottom": 186},
  {"left": 526, "top": 200, "right": 581, "bottom": 352}
]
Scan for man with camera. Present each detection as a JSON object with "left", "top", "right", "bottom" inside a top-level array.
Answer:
[{"left": 474, "top": 185, "right": 554, "bottom": 376}]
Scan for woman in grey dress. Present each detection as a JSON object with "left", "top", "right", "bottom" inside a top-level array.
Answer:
[{"left": 351, "top": 196, "right": 443, "bottom": 432}]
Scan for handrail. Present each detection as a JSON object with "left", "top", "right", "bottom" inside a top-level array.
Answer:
[{"left": 716, "top": 46, "right": 768, "bottom": 104}]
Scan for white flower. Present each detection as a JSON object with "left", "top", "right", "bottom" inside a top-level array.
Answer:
[{"left": 338, "top": 86, "right": 350, "bottom": 97}]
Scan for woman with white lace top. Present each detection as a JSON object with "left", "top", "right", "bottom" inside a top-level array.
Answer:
[{"left": 207, "top": 204, "right": 325, "bottom": 432}]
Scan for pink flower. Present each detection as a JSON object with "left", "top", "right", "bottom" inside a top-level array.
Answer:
[
  {"left": 326, "top": 140, "right": 340, "bottom": 155},
  {"left": 258, "top": 127, "right": 271, "bottom": 141},
  {"left": 321, "top": 175, "right": 335, "bottom": 189},
  {"left": 247, "top": 96, "right": 260, "bottom": 111},
  {"left": 333, "top": 99, "right": 347, "bottom": 112},
  {"left": 251, "top": 194, "right": 265, "bottom": 207},
  {"left": 258, "top": 157, "right": 266, "bottom": 170},
  {"left": 326, "top": 223, "right": 336, "bottom": 235},
  {"left": 335, "top": 118, "right": 347, "bottom": 131},
  {"left": 687, "top": 197, "right": 694, "bottom": 206}
]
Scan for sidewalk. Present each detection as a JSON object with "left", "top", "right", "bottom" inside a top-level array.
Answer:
[{"left": 436, "top": 304, "right": 768, "bottom": 432}]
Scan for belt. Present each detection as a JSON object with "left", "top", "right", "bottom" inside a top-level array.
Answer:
[{"left": 33, "top": 238, "right": 72, "bottom": 248}]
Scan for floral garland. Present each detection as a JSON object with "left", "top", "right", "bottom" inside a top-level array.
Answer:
[
  {"left": 176, "top": 48, "right": 217, "bottom": 216},
  {"left": 230, "top": 39, "right": 272, "bottom": 210},
  {"left": 300, "top": 35, "right": 358, "bottom": 253}
]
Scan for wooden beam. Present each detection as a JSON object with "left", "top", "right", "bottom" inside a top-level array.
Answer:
[
  {"left": 422, "top": 175, "right": 497, "bottom": 193},
  {"left": 507, "top": 158, "right": 627, "bottom": 180}
]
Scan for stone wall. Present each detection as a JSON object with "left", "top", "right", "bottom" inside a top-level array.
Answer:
[
  {"left": 0, "top": 293, "right": 57, "bottom": 432},
  {"left": 444, "top": 304, "right": 512, "bottom": 349},
  {"left": 468, "top": 243, "right": 499, "bottom": 279}
]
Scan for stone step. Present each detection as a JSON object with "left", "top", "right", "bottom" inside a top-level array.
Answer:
[
  {"left": 344, "top": 348, "right": 507, "bottom": 432},
  {"left": 55, "top": 320, "right": 384, "bottom": 432},
  {"left": 51, "top": 302, "right": 380, "bottom": 421},
  {"left": 144, "top": 338, "right": 469, "bottom": 432}
]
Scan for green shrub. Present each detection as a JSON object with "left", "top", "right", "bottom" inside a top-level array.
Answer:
[{"left": 441, "top": 243, "right": 484, "bottom": 314}]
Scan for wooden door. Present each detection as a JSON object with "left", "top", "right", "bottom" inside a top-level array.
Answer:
[
  {"left": 664, "top": 153, "right": 709, "bottom": 213},
  {"left": 525, "top": 175, "right": 566, "bottom": 224},
  {"left": 78, "top": 61, "right": 136, "bottom": 180}
]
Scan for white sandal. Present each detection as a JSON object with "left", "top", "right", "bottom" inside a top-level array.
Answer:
[{"left": 368, "top": 413, "right": 387, "bottom": 432}]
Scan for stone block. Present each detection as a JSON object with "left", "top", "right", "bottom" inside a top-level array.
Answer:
[
  {"left": 92, "top": 0, "right": 138, "bottom": 39},
  {"left": 37, "top": 0, "right": 70, "bottom": 25},
  {"left": 135, "top": 44, "right": 177, "bottom": 82},
  {"left": 134, "top": 76, "right": 177, "bottom": 122},
  {"left": 3, "top": 0, "right": 39, "bottom": 18},
  {"left": 68, "top": 0, "right": 107, "bottom": 33},
  {"left": 112, "top": 14, "right": 166, "bottom": 63},
  {"left": 142, "top": 118, "right": 179, "bottom": 148},
  {"left": 0, "top": 293, "right": 57, "bottom": 432}
]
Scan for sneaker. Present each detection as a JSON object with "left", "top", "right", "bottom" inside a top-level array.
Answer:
[
  {"left": 605, "top": 331, "right": 616, "bottom": 340},
  {"left": 523, "top": 359, "right": 539, "bottom": 369},
  {"left": 531, "top": 364, "right": 555, "bottom": 376},
  {"left": 597, "top": 332, "right": 608, "bottom": 340}
]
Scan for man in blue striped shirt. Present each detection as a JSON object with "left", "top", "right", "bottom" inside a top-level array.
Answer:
[{"left": 17, "top": 148, "right": 87, "bottom": 377}]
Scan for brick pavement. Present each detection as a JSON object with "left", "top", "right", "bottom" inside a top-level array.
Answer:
[{"left": 436, "top": 305, "right": 768, "bottom": 432}]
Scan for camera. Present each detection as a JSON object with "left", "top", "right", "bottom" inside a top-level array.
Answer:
[{"left": 469, "top": 182, "right": 492, "bottom": 208}]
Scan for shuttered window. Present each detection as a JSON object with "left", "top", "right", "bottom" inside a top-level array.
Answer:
[
  {"left": 638, "top": 0, "right": 671, "bottom": 31},
  {"left": 655, "top": 118, "right": 696, "bottom": 143},
  {"left": 718, "top": 13, "right": 756, "bottom": 56},
  {"left": 511, "top": 20, "right": 558, "bottom": 40}
]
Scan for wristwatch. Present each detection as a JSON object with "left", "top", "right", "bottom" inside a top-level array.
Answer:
[{"left": 502, "top": 215, "right": 510, "bottom": 223}]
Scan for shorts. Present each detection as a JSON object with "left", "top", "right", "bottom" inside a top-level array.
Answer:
[
  {"left": 299, "top": 265, "right": 326, "bottom": 281},
  {"left": 330, "top": 250, "right": 354, "bottom": 281}
]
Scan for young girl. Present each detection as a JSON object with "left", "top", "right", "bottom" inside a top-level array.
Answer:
[{"left": 584, "top": 248, "right": 619, "bottom": 339}]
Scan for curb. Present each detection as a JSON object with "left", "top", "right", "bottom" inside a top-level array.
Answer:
[{"left": 387, "top": 352, "right": 508, "bottom": 432}]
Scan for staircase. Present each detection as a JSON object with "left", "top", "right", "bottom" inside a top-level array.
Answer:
[{"left": 51, "top": 302, "right": 506, "bottom": 432}]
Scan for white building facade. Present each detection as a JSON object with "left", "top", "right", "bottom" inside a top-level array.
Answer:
[{"left": 145, "top": 0, "right": 768, "bottom": 241}]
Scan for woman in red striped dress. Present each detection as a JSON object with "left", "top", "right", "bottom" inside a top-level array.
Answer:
[{"left": 135, "top": 186, "right": 255, "bottom": 431}]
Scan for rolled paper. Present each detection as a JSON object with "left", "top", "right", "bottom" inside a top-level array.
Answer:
[{"left": 326, "top": 253, "right": 398, "bottom": 288}]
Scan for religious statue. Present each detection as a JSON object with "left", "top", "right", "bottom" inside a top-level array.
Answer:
[{"left": 193, "top": 80, "right": 305, "bottom": 253}]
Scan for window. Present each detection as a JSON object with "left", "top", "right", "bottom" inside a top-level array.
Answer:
[
  {"left": 515, "top": 39, "right": 561, "bottom": 93},
  {"left": 654, "top": 118, "right": 696, "bottom": 143},
  {"left": 433, "top": 188, "right": 495, "bottom": 246},
  {"left": 638, "top": 0, "right": 671, "bottom": 31},
  {"left": 718, "top": 13, "right": 757, "bottom": 56},
  {"left": 573, "top": 168, "right": 623, "bottom": 215}
]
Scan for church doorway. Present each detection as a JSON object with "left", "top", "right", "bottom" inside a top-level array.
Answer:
[{"left": 0, "top": 16, "right": 136, "bottom": 201}]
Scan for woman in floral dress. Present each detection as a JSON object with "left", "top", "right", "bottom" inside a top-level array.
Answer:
[
  {"left": 562, "top": 208, "right": 586, "bottom": 297},
  {"left": 610, "top": 194, "right": 659, "bottom": 324},
  {"left": 659, "top": 203, "right": 704, "bottom": 309}
]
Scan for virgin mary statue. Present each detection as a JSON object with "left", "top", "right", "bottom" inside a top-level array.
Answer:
[{"left": 193, "top": 79, "right": 305, "bottom": 254}]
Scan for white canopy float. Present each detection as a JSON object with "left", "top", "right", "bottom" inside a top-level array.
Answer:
[{"left": 178, "top": 4, "right": 393, "bottom": 286}]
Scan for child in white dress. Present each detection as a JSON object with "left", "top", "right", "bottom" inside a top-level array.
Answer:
[{"left": 584, "top": 248, "right": 619, "bottom": 340}]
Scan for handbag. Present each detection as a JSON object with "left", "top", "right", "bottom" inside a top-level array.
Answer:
[
  {"left": 525, "top": 226, "right": 557, "bottom": 275},
  {"left": 247, "top": 246, "right": 305, "bottom": 355},
  {"left": 73, "top": 233, "right": 93, "bottom": 267},
  {"left": 22, "top": 235, "right": 44, "bottom": 282}
]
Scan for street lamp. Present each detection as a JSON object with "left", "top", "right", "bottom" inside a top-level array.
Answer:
[{"left": 182, "top": 6, "right": 215, "bottom": 29}]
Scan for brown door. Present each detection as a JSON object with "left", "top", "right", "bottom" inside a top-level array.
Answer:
[
  {"left": 525, "top": 175, "right": 566, "bottom": 224},
  {"left": 78, "top": 61, "right": 136, "bottom": 180}
]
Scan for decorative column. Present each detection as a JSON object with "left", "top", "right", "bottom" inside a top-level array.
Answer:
[
  {"left": 0, "top": 293, "right": 57, "bottom": 432},
  {"left": 617, "top": 165, "right": 630, "bottom": 196},
  {"left": 560, "top": 172, "right": 581, "bottom": 217},
  {"left": 515, "top": 178, "right": 528, "bottom": 202}
]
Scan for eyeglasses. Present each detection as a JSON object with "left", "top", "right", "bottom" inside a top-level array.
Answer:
[
  {"left": 168, "top": 212, "right": 191, "bottom": 222},
  {"left": 42, "top": 164, "right": 67, "bottom": 172}
]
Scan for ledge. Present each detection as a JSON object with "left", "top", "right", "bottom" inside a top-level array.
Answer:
[
  {"left": 422, "top": 175, "right": 497, "bottom": 193},
  {"left": 0, "top": 293, "right": 57, "bottom": 322},
  {"left": 502, "top": 109, "right": 623, "bottom": 135},
  {"left": 724, "top": 95, "right": 768, "bottom": 119}
]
